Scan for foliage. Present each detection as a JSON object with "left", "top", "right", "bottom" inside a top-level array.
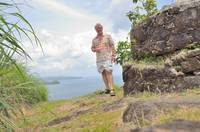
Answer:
[
  {"left": 127, "top": 0, "right": 158, "bottom": 25},
  {"left": 0, "top": 64, "right": 48, "bottom": 130},
  {"left": 0, "top": 1, "right": 44, "bottom": 130},
  {"left": 132, "top": 51, "right": 165, "bottom": 64},
  {"left": 0, "top": 1, "right": 41, "bottom": 67},
  {"left": 0, "top": 64, "right": 48, "bottom": 104},
  {"left": 116, "top": 41, "right": 132, "bottom": 65},
  {"left": 116, "top": 0, "right": 158, "bottom": 65}
]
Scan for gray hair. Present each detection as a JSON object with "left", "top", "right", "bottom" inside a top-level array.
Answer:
[{"left": 95, "top": 23, "right": 103, "bottom": 29}]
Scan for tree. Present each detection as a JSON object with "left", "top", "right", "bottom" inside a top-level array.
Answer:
[
  {"left": 116, "top": 0, "right": 158, "bottom": 65},
  {"left": 127, "top": 0, "right": 158, "bottom": 25},
  {"left": 116, "top": 40, "right": 132, "bottom": 65}
]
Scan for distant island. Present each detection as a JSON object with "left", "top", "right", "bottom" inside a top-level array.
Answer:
[
  {"left": 43, "top": 76, "right": 83, "bottom": 80},
  {"left": 44, "top": 80, "right": 60, "bottom": 85},
  {"left": 41, "top": 76, "right": 83, "bottom": 85}
]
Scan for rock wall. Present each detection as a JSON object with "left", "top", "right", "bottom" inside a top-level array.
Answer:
[
  {"left": 131, "top": 1, "right": 200, "bottom": 55},
  {"left": 123, "top": 1, "right": 200, "bottom": 95},
  {"left": 177, "top": 0, "right": 200, "bottom": 4},
  {"left": 123, "top": 49, "right": 200, "bottom": 95}
]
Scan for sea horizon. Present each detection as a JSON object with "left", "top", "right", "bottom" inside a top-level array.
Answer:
[{"left": 41, "top": 75, "right": 124, "bottom": 100}]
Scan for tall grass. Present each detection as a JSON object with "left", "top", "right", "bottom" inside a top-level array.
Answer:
[
  {"left": 0, "top": 1, "right": 41, "bottom": 66},
  {"left": 0, "top": 1, "right": 46, "bottom": 130},
  {"left": 0, "top": 64, "right": 48, "bottom": 130},
  {"left": 0, "top": 64, "right": 48, "bottom": 104}
]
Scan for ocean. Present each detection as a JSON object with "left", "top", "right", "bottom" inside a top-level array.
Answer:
[{"left": 42, "top": 75, "right": 124, "bottom": 100}]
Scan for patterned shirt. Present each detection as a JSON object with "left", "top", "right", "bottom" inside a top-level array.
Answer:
[{"left": 91, "top": 34, "right": 116, "bottom": 62}]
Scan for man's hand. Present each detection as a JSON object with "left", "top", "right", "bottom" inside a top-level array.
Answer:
[
  {"left": 95, "top": 44, "right": 106, "bottom": 52},
  {"left": 91, "top": 47, "right": 96, "bottom": 52},
  {"left": 111, "top": 56, "right": 116, "bottom": 63}
]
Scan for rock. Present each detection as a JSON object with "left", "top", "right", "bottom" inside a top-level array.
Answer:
[
  {"left": 47, "top": 108, "right": 93, "bottom": 126},
  {"left": 101, "top": 98, "right": 126, "bottom": 112},
  {"left": 123, "top": 96, "right": 200, "bottom": 123},
  {"left": 123, "top": 46, "right": 200, "bottom": 95},
  {"left": 130, "top": 1, "right": 200, "bottom": 56},
  {"left": 122, "top": 1, "right": 200, "bottom": 131},
  {"left": 176, "top": 0, "right": 200, "bottom": 5},
  {"left": 170, "top": 49, "right": 200, "bottom": 74},
  {"left": 131, "top": 119, "right": 200, "bottom": 132},
  {"left": 123, "top": 63, "right": 200, "bottom": 95},
  {"left": 123, "top": 66, "right": 173, "bottom": 95},
  {"left": 194, "top": 70, "right": 200, "bottom": 75}
]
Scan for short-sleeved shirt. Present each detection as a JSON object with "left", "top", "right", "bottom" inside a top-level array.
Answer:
[{"left": 92, "top": 34, "right": 115, "bottom": 63}]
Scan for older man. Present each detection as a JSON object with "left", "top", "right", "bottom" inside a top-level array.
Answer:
[{"left": 91, "top": 23, "right": 116, "bottom": 96}]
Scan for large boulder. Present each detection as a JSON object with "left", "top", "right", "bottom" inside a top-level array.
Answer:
[
  {"left": 123, "top": 96, "right": 200, "bottom": 123},
  {"left": 130, "top": 1, "right": 200, "bottom": 55},
  {"left": 131, "top": 119, "right": 200, "bottom": 132},
  {"left": 123, "top": 49, "right": 200, "bottom": 95},
  {"left": 169, "top": 49, "right": 200, "bottom": 74},
  {"left": 123, "top": 0, "right": 200, "bottom": 96}
]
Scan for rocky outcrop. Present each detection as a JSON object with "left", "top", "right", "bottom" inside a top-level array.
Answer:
[
  {"left": 131, "top": 1, "right": 200, "bottom": 55},
  {"left": 122, "top": 1, "right": 200, "bottom": 131},
  {"left": 168, "top": 49, "right": 200, "bottom": 74},
  {"left": 123, "top": 0, "right": 200, "bottom": 96},
  {"left": 131, "top": 119, "right": 200, "bottom": 132},
  {"left": 123, "top": 96, "right": 200, "bottom": 123},
  {"left": 123, "top": 49, "right": 200, "bottom": 95}
]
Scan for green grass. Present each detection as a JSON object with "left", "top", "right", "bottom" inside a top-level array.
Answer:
[
  {"left": 0, "top": 64, "right": 48, "bottom": 130},
  {"left": 132, "top": 91, "right": 161, "bottom": 100},
  {"left": 152, "top": 107, "right": 200, "bottom": 125},
  {"left": 79, "top": 109, "right": 122, "bottom": 132},
  {"left": 0, "top": 64, "right": 48, "bottom": 104},
  {"left": 123, "top": 56, "right": 165, "bottom": 70},
  {"left": 16, "top": 85, "right": 125, "bottom": 131},
  {"left": 15, "top": 86, "right": 200, "bottom": 131}
]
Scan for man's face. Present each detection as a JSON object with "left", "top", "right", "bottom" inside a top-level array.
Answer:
[{"left": 95, "top": 24, "right": 103, "bottom": 34}]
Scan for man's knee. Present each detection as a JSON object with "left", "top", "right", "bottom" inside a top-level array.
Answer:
[{"left": 104, "top": 69, "right": 112, "bottom": 74}]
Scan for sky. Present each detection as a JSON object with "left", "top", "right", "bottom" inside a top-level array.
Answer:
[{"left": 14, "top": 0, "right": 175, "bottom": 77}]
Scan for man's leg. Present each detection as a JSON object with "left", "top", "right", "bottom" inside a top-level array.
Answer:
[
  {"left": 105, "top": 70, "right": 115, "bottom": 96},
  {"left": 106, "top": 71, "right": 115, "bottom": 96},
  {"left": 102, "top": 70, "right": 109, "bottom": 90},
  {"left": 105, "top": 70, "right": 114, "bottom": 90}
]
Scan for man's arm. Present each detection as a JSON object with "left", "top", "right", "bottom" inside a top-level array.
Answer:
[{"left": 91, "top": 39, "right": 96, "bottom": 52}]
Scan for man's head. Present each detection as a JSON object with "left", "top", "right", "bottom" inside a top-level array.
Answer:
[{"left": 95, "top": 23, "right": 103, "bottom": 35}]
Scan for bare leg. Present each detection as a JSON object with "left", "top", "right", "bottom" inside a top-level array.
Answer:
[
  {"left": 102, "top": 70, "right": 109, "bottom": 90},
  {"left": 105, "top": 70, "right": 114, "bottom": 90}
]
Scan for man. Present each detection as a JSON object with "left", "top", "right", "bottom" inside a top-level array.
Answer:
[{"left": 91, "top": 23, "right": 116, "bottom": 96}]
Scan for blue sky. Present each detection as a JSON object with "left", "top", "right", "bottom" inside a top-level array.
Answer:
[{"left": 15, "top": 0, "right": 175, "bottom": 77}]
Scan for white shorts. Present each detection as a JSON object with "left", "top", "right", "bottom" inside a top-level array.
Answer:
[{"left": 97, "top": 60, "right": 113, "bottom": 73}]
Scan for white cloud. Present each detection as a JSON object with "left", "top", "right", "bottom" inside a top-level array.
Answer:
[
  {"left": 21, "top": 29, "right": 94, "bottom": 76},
  {"left": 110, "top": 0, "right": 128, "bottom": 5},
  {"left": 32, "top": 0, "right": 88, "bottom": 18},
  {"left": 16, "top": 0, "right": 130, "bottom": 76},
  {"left": 19, "top": 28, "right": 128, "bottom": 76},
  {"left": 30, "top": 0, "right": 112, "bottom": 35}
]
